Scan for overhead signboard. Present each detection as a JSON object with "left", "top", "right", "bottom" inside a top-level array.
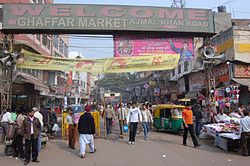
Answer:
[{"left": 2, "top": 4, "right": 214, "bottom": 34}]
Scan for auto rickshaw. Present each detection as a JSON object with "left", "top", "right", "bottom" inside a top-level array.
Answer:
[{"left": 153, "top": 104, "right": 185, "bottom": 133}]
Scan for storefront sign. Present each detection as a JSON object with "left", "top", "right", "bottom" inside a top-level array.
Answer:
[
  {"left": 114, "top": 36, "right": 194, "bottom": 61},
  {"left": 213, "top": 63, "right": 230, "bottom": 83},
  {"left": 18, "top": 49, "right": 180, "bottom": 73},
  {"left": 3, "top": 4, "right": 214, "bottom": 33},
  {"left": 233, "top": 64, "right": 250, "bottom": 78},
  {"left": 189, "top": 72, "right": 207, "bottom": 91}
]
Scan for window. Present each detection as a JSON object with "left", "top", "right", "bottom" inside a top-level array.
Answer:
[
  {"left": 47, "top": 38, "right": 51, "bottom": 49},
  {"left": 42, "top": 34, "right": 47, "bottom": 46},
  {"left": 178, "top": 64, "right": 181, "bottom": 74},
  {"left": 59, "top": 38, "right": 64, "bottom": 53},
  {"left": 64, "top": 44, "right": 68, "bottom": 57},
  {"left": 184, "top": 61, "right": 189, "bottom": 72},
  {"left": 172, "top": 69, "right": 175, "bottom": 77},
  {"left": 54, "top": 35, "right": 58, "bottom": 49},
  {"left": 36, "top": 34, "right": 40, "bottom": 41}
]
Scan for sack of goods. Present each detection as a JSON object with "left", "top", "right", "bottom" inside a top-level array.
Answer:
[{"left": 52, "top": 123, "right": 60, "bottom": 132}]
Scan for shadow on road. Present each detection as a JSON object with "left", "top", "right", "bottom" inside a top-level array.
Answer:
[{"left": 49, "top": 140, "right": 80, "bottom": 158}]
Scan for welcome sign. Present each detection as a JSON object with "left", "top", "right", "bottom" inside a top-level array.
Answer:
[{"left": 2, "top": 4, "right": 214, "bottom": 33}]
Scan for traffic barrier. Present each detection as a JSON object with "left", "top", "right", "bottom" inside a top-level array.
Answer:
[{"left": 61, "top": 111, "right": 101, "bottom": 140}]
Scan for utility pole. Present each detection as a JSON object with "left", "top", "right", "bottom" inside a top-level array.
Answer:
[{"left": 0, "top": 34, "right": 14, "bottom": 113}]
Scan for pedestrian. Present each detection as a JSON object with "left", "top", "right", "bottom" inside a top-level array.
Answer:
[
  {"left": 48, "top": 108, "right": 57, "bottom": 139},
  {"left": 1, "top": 108, "right": 13, "bottom": 144},
  {"left": 141, "top": 104, "right": 153, "bottom": 140},
  {"left": 127, "top": 102, "right": 142, "bottom": 145},
  {"left": 118, "top": 103, "right": 128, "bottom": 138},
  {"left": 239, "top": 109, "right": 250, "bottom": 157},
  {"left": 182, "top": 106, "right": 200, "bottom": 148},
  {"left": 193, "top": 104, "right": 203, "bottom": 137},
  {"left": 78, "top": 105, "right": 96, "bottom": 158},
  {"left": 40, "top": 106, "right": 49, "bottom": 133},
  {"left": 105, "top": 105, "right": 115, "bottom": 134},
  {"left": 33, "top": 107, "right": 43, "bottom": 151},
  {"left": 13, "top": 107, "right": 25, "bottom": 159},
  {"left": 22, "top": 107, "right": 41, "bottom": 165},
  {"left": 66, "top": 108, "right": 77, "bottom": 149}
]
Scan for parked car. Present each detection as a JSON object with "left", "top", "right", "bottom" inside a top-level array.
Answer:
[{"left": 68, "top": 104, "right": 84, "bottom": 114}]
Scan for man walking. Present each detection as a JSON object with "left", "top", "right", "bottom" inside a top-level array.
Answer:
[
  {"left": 182, "top": 106, "right": 200, "bottom": 148},
  {"left": 118, "top": 104, "right": 127, "bottom": 138},
  {"left": 78, "top": 105, "right": 96, "bottom": 158},
  {"left": 66, "top": 108, "right": 77, "bottom": 149},
  {"left": 193, "top": 104, "right": 203, "bottom": 137},
  {"left": 127, "top": 102, "right": 142, "bottom": 145},
  {"left": 239, "top": 109, "right": 250, "bottom": 157},
  {"left": 22, "top": 107, "right": 41, "bottom": 165}
]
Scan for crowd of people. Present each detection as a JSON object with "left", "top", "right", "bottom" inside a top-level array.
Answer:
[
  {"left": 1, "top": 101, "right": 250, "bottom": 163},
  {"left": 0, "top": 106, "right": 58, "bottom": 165}
]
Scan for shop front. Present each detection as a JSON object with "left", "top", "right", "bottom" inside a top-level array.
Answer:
[
  {"left": 232, "top": 63, "right": 250, "bottom": 106},
  {"left": 0, "top": 71, "right": 50, "bottom": 110}
]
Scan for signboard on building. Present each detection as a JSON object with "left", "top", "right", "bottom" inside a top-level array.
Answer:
[
  {"left": 211, "top": 27, "right": 234, "bottom": 61},
  {"left": 214, "top": 63, "right": 230, "bottom": 83},
  {"left": 189, "top": 72, "right": 207, "bottom": 91},
  {"left": 234, "top": 28, "right": 250, "bottom": 63},
  {"left": 2, "top": 4, "right": 214, "bottom": 34},
  {"left": 114, "top": 35, "right": 194, "bottom": 61},
  {"left": 233, "top": 64, "right": 250, "bottom": 78}
]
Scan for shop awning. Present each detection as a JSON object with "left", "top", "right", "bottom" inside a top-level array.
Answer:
[
  {"left": 0, "top": 71, "right": 50, "bottom": 93},
  {"left": 232, "top": 78, "right": 250, "bottom": 87},
  {"left": 185, "top": 91, "right": 198, "bottom": 99}
]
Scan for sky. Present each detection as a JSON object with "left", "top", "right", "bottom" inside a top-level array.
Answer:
[{"left": 54, "top": 0, "right": 249, "bottom": 59}]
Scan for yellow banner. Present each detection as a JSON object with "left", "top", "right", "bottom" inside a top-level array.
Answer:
[{"left": 18, "top": 50, "right": 180, "bottom": 73}]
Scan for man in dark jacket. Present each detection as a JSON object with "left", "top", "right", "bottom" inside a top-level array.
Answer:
[
  {"left": 22, "top": 107, "right": 41, "bottom": 165},
  {"left": 78, "top": 105, "right": 96, "bottom": 158}
]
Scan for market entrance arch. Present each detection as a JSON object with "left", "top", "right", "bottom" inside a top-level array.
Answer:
[{"left": 0, "top": 3, "right": 215, "bottom": 111}]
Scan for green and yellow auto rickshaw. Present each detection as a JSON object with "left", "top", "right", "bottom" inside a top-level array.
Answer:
[{"left": 153, "top": 104, "right": 185, "bottom": 133}]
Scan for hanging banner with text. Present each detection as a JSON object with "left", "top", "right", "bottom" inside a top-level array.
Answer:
[
  {"left": 114, "top": 35, "right": 194, "bottom": 61},
  {"left": 17, "top": 50, "right": 180, "bottom": 73},
  {"left": 2, "top": 4, "right": 214, "bottom": 34}
]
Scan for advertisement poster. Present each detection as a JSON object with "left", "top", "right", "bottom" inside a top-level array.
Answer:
[{"left": 114, "top": 35, "right": 194, "bottom": 62}]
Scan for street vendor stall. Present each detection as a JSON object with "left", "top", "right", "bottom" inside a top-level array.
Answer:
[{"left": 202, "top": 122, "right": 240, "bottom": 151}]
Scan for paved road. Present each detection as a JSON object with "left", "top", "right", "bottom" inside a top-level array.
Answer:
[{"left": 0, "top": 130, "right": 249, "bottom": 166}]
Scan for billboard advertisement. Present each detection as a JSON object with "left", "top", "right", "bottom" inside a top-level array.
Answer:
[{"left": 114, "top": 35, "right": 194, "bottom": 62}]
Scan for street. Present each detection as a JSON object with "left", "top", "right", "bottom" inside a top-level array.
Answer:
[{"left": 0, "top": 130, "right": 249, "bottom": 166}]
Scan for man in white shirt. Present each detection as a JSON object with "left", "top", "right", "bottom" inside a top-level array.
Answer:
[
  {"left": 215, "top": 109, "right": 229, "bottom": 123},
  {"left": 127, "top": 102, "right": 142, "bottom": 145},
  {"left": 239, "top": 109, "right": 250, "bottom": 157},
  {"left": 1, "top": 108, "right": 12, "bottom": 144},
  {"left": 33, "top": 107, "right": 43, "bottom": 152}
]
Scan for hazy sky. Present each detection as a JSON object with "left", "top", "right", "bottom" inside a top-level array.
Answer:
[{"left": 54, "top": 0, "right": 249, "bottom": 59}]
